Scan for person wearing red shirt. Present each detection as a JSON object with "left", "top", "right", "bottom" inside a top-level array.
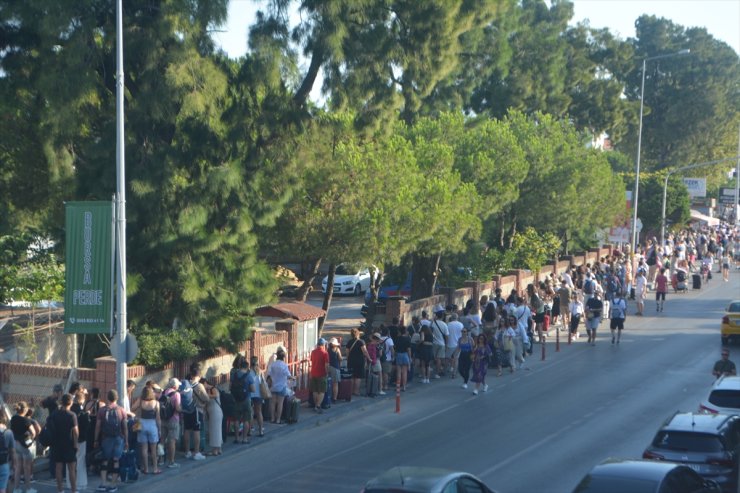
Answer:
[
  {"left": 654, "top": 267, "right": 669, "bottom": 313},
  {"left": 309, "top": 338, "right": 330, "bottom": 414}
]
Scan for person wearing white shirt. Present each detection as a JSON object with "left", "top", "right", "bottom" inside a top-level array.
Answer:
[
  {"left": 445, "top": 313, "right": 464, "bottom": 378},
  {"left": 561, "top": 271, "right": 574, "bottom": 289},
  {"left": 569, "top": 295, "right": 584, "bottom": 339},
  {"left": 430, "top": 313, "right": 449, "bottom": 379},
  {"left": 635, "top": 270, "right": 647, "bottom": 316},
  {"left": 513, "top": 298, "right": 531, "bottom": 368}
]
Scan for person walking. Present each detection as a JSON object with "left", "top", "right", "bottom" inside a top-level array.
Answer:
[
  {"left": 635, "top": 269, "right": 647, "bottom": 316},
  {"left": 135, "top": 386, "right": 161, "bottom": 474},
  {"left": 470, "top": 334, "right": 492, "bottom": 395},
  {"left": 585, "top": 291, "right": 603, "bottom": 346},
  {"left": 50, "top": 394, "right": 78, "bottom": 493},
  {"left": 610, "top": 294, "right": 627, "bottom": 345},
  {"left": 453, "top": 328, "right": 474, "bottom": 389},
  {"left": 568, "top": 294, "right": 584, "bottom": 340},
  {"left": 654, "top": 267, "right": 669, "bottom": 313}
]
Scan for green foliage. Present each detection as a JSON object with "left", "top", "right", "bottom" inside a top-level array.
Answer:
[
  {"left": 133, "top": 326, "right": 200, "bottom": 369},
  {"left": 508, "top": 227, "right": 562, "bottom": 273},
  {"left": 634, "top": 173, "right": 691, "bottom": 238}
]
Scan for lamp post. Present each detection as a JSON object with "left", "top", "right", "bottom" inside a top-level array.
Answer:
[
  {"left": 660, "top": 156, "right": 740, "bottom": 248},
  {"left": 631, "top": 49, "right": 690, "bottom": 255}
]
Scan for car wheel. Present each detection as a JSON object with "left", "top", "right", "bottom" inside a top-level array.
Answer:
[{"left": 354, "top": 284, "right": 361, "bottom": 296}]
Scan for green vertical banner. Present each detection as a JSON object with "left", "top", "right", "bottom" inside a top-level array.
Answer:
[{"left": 64, "top": 201, "right": 114, "bottom": 334}]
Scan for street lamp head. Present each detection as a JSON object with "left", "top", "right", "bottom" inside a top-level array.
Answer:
[{"left": 677, "top": 49, "right": 690, "bottom": 55}]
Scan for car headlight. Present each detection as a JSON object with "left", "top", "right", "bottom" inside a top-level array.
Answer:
[{"left": 342, "top": 280, "right": 353, "bottom": 285}]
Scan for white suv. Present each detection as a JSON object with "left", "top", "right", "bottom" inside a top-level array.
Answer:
[
  {"left": 321, "top": 264, "right": 375, "bottom": 296},
  {"left": 699, "top": 375, "right": 740, "bottom": 415}
]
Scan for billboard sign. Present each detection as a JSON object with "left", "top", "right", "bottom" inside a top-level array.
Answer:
[
  {"left": 719, "top": 187, "right": 737, "bottom": 205},
  {"left": 64, "top": 201, "right": 114, "bottom": 334},
  {"left": 682, "top": 177, "right": 706, "bottom": 198}
]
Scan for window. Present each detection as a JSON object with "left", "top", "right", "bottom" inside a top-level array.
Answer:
[
  {"left": 708, "top": 389, "right": 740, "bottom": 409},
  {"left": 457, "top": 477, "right": 489, "bottom": 493},
  {"left": 653, "top": 431, "right": 723, "bottom": 453}
]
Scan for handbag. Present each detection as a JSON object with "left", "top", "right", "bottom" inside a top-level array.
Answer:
[
  {"left": 259, "top": 375, "right": 272, "bottom": 399},
  {"left": 503, "top": 338, "right": 514, "bottom": 352}
]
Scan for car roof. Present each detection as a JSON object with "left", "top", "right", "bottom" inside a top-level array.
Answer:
[
  {"left": 662, "top": 412, "right": 736, "bottom": 433},
  {"left": 589, "top": 459, "right": 689, "bottom": 481},
  {"left": 364, "top": 467, "right": 476, "bottom": 491},
  {"left": 712, "top": 375, "right": 740, "bottom": 390}
]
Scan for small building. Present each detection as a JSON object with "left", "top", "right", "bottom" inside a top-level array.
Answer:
[{"left": 255, "top": 302, "right": 326, "bottom": 360}]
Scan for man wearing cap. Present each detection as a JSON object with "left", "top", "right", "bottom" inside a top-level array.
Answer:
[
  {"left": 309, "top": 339, "right": 330, "bottom": 413},
  {"left": 161, "top": 378, "right": 182, "bottom": 469}
]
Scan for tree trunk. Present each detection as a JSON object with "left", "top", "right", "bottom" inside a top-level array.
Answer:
[
  {"left": 295, "top": 258, "right": 322, "bottom": 302},
  {"left": 317, "top": 262, "right": 336, "bottom": 334},
  {"left": 411, "top": 254, "right": 440, "bottom": 301}
]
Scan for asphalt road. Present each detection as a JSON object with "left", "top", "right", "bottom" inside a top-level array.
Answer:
[{"left": 126, "top": 271, "right": 738, "bottom": 493}]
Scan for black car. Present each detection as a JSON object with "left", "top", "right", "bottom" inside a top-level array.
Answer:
[
  {"left": 361, "top": 467, "right": 497, "bottom": 493},
  {"left": 643, "top": 412, "right": 740, "bottom": 492},
  {"left": 572, "top": 458, "right": 721, "bottom": 493}
]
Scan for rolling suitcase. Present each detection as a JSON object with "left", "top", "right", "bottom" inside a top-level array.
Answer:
[
  {"left": 692, "top": 273, "right": 701, "bottom": 289},
  {"left": 282, "top": 396, "right": 300, "bottom": 424},
  {"left": 119, "top": 449, "right": 139, "bottom": 483},
  {"left": 337, "top": 378, "right": 353, "bottom": 402}
]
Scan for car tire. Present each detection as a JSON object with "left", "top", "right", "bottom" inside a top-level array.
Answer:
[{"left": 354, "top": 284, "right": 361, "bottom": 296}]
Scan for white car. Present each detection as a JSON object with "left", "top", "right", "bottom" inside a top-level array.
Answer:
[
  {"left": 321, "top": 264, "right": 375, "bottom": 296},
  {"left": 699, "top": 375, "right": 740, "bottom": 415}
]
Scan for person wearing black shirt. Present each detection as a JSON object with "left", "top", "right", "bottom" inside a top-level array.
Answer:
[
  {"left": 49, "top": 394, "right": 79, "bottom": 493},
  {"left": 9, "top": 401, "right": 36, "bottom": 493},
  {"left": 585, "top": 292, "right": 604, "bottom": 346},
  {"left": 713, "top": 349, "right": 737, "bottom": 379}
]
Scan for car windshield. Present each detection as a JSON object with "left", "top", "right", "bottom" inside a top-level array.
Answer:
[
  {"left": 728, "top": 302, "right": 740, "bottom": 313},
  {"left": 652, "top": 431, "right": 723, "bottom": 452},
  {"left": 573, "top": 475, "right": 657, "bottom": 493},
  {"left": 335, "top": 265, "right": 356, "bottom": 276},
  {"left": 709, "top": 389, "right": 740, "bottom": 409}
]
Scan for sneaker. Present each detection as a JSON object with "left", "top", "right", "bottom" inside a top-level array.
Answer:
[
  {"left": 193, "top": 452, "right": 206, "bottom": 461},
  {"left": 184, "top": 451, "right": 193, "bottom": 459},
  {"left": 378, "top": 391, "right": 386, "bottom": 395},
  {"left": 434, "top": 374, "right": 441, "bottom": 379},
  {"left": 483, "top": 384, "right": 489, "bottom": 392},
  {"left": 97, "top": 486, "right": 108, "bottom": 492},
  {"left": 167, "top": 463, "right": 180, "bottom": 469},
  {"left": 107, "top": 487, "right": 118, "bottom": 493},
  {"left": 461, "top": 383, "right": 467, "bottom": 389},
  {"left": 472, "top": 390, "right": 478, "bottom": 395}
]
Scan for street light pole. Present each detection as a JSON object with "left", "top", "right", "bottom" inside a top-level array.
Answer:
[
  {"left": 660, "top": 156, "right": 740, "bottom": 247},
  {"left": 631, "top": 49, "right": 690, "bottom": 256}
]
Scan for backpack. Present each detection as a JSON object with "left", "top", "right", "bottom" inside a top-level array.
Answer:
[
  {"left": 101, "top": 406, "right": 122, "bottom": 437},
  {"left": 482, "top": 302, "right": 496, "bottom": 322},
  {"left": 378, "top": 339, "right": 388, "bottom": 363},
  {"left": 179, "top": 380, "right": 195, "bottom": 414},
  {"left": 230, "top": 371, "right": 248, "bottom": 402},
  {"left": 646, "top": 249, "right": 657, "bottom": 266},
  {"left": 583, "top": 279, "right": 594, "bottom": 295},
  {"left": 608, "top": 276, "right": 620, "bottom": 294},
  {"left": 159, "top": 390, "right": 177, "bottom": 421}
]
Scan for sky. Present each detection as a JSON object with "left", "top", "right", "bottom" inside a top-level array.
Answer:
[{"left": 213, "top": 0, "right": 740, "bottom": 59}]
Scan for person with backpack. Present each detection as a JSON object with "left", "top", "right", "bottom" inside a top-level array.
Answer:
[
  {"left": 94, "top": 389, "right": 128, "bottom": 493},
  {"left": 160, "top": 378, "right": 181, "bottom": 469},
  {"left": 229, "top": 356, "right": 252, "bottom": 444},
  {"left": 182, "top": 364, "right": 210, "bottom": 460}
]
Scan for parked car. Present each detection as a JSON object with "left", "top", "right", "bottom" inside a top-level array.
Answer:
[
  {"left": 321, "top": 264, "right": 375, "bottom": 296},
  {"left": 642, "top": 412, "right": 740, "bottom": 492},
  {"left": 700, "top": 375, "right": 740, "bottom": 415},
  {"left": 571, "top": 458, "right": 720, "bottom": 493},
  {"left": 361, "top": 467, "right": 497, "bottom": 493},
  {"left": 721, "top": 300, "right": 740, "bottom": 346}
]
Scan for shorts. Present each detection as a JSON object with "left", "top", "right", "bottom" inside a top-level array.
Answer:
[
  {"left": 101, "top": 436, "right": 124, "bottom": 461},
  {"left": 271, "top": 387, "right": 290, "bottom": 396},
  {"left": 183, "top": 409, "right": 204, "bottom": 431},
  {"left": 610, "top": 318, "right": 625, "bottom": 331},
  {"left": 0, "top": 463, "right": 8, "bottom": 491},
  {"left": 655, "top": 291, "right": 666, "bottom": 301},
  {"left": 534, "top": 312, "right": 545, "bottom": 323},
  {"left": 52, "top": 445, "right": 77, "bottom": 464},
  {"left": 419, "top": 344, "right": 434, "bottom": 363},
  {"left": 233, "top": 400, "right": 252, "bottom": 422},
  {"left": 433, "top": 344, "right": 446, "bottom": 359},
  {"left": 309, "top": 376, "right": 327, "bottom": 393},
  {"left": 14, "top": 441, "right": 36, "bottom": 460},
  {"left": 162, "top": 419, "right": 180, "bottom": 442},
  {"left": 251, "top": 396, "right": 264, "bottom": 406},
  {"left": 328, "top": 366, "right": 341, "bottom": 383},
  {"left": 586, "top": 316, "right": 601, "bottom": 330},
  {"left": 445, "top": 346, "right": 457, "bottom": 359},
  {"left": 395, "top": 352, "right": 411, "bottom": 366},
  {"left": 137, "top": 418, "right": 159, "bottom": 444}
]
